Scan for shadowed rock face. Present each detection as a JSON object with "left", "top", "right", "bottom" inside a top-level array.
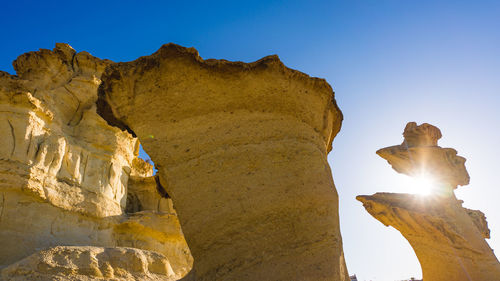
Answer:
[
  {"left": 358, "top": 122, "right": 500, "bottom": 281},
  {"left": 98, "top": 43, "right": 348, "bottom": 281}
]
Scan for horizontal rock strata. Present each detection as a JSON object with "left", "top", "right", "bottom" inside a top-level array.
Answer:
[
  {"left": 358, "top": 122, "right": 500, "bottom": 281},
  {"left": 357, "top": 193, "right": 500, "bottom": 281},
  {"left": 98, "top": 43, "right": 348, "bottom": 280},
  {"left": 377, "top": 122, "right": 469, "bottom": 194}
]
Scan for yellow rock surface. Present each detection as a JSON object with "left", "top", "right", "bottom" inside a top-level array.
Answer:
[
  {"left": 98, "top": 43, "right": 348, "bottom": 280},
  {"left": 0, "top": 44, "right": 192, "bottom": 279},
  {"left": 1, "top": 246, "right": 178, "bottom": 280},
  {"left": 357, "top": 193, "right": 500, "bottom": 281},
  {"left": 0, "top": 44, "right": 133, "bottom": 217},
  {"left": 358, "top": 122, "right": 500, "bottom": 281},
  {"left": 377, "top": 122, "right": 469, "bottom": 193}
]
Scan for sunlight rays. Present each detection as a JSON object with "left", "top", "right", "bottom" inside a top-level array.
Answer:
[{"left": 407, "top": 174, "right": 439, "bottom": 196}]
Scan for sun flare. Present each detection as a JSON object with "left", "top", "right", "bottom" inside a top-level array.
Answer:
[
  {"left": 412, "top": 176, "right": 436, "bottom": 196},
  {"left": 407, "top": 174, "right": 438, "bottom": 196}
]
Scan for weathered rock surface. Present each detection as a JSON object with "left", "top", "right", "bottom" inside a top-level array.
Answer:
[
  {"left": 358, "top": 122, "right": 500, "bottom": 281},
  {"left": 98, "top": 43, "right": 348, "bottom": 280},
  {"left": 0, "top": 44, "right": 192, "bottom": 279},
  {"left": 1, "top": 43, "right": 133, "bottom": 218},
  {"left": 1, "top": 246, "right": 178, "bottom": 280},
  {"left": 377, "top": 122, "right": 469, "bottom": 195}
]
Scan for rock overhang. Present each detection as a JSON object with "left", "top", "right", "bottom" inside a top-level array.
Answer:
[{"left": 97, "top": 42, "right": 343, "bottom": 153}]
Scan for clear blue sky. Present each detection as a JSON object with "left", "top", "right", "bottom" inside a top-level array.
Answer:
[{"left": 2, "top": 1, "right": 499, "bottom": 280}]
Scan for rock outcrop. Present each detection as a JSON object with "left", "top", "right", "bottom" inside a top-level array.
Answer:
[
  {"left": 97, "top": 43, "right": 348, "bottom": 280},
  {"left": 0, "top": 44, "right": 192, "bottom": 279},
  {"left": 2, "top": 246, "right": 180, "bottom": 281},
  {"left": 376, "top": 122, "right": 469, "bottom": 196},
  {"left": 1, "top": 246, "right": 178, "bottom": 281},
  {"left": 357, "top": 122, "right": 500, "bottom": 281}
]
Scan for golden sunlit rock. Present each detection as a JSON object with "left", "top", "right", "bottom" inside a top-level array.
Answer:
[
  {"left": 97, "top": 43, "right": 348, "bottom": 281},
  {"left": 0, "top": 43, "right": 347, "bottom": 280},
  {"left": 377, "top": 122, "right": 469, "bottom": 195},
  {"left": 0, "top": 44, "right": 192, "bottom": 280},
  {"left": 358, "top": 122, "right": 500, "bottom": 281},
  {"left": 1, "top": 246, "right": 179, "bottom": 280}
]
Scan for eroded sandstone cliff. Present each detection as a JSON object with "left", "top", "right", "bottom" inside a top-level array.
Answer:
[
  {"left": 357, "top": 122, "right": 500, "bottom": 281},
  {"left": 1, "top": 43, "right": 348, "bottom": 281},
  {"left": 0, "top": 44, "right": 192, "bottom": 280},
  {"left": 97, "top": 43, "right": 348, "bottom": 281}
]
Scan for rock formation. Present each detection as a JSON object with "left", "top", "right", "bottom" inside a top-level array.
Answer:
[
  {"left": 0, "top": 44, "right": 192, "bottom": 280},
  {"left": 376, "top": 122, "right": 469, "bottom": 196},
  {"left": 0, "top": 43, "right": 348, "bottom": 280},
  {"left": 97, "top": 43, "right": 348, "bottom": 280},
  {"left": 357, "top": 122, "right": 500, "bottom": 281},
  {"left": 2, "top": 246, "right": 177, "bottom": 281}
]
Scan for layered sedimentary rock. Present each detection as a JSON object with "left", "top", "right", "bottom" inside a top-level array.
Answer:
[
  {"left": 357, "top": 122, "right": 500, "bottom": 281},
  {"left": 376, "top": 122, "right": 469, "bottom": 195},
  {"left": 118, "top": 162, "right": 192, "bottom": 276},
  {"left": 0, "top": 44, "right": 192, "bottom": 279},
  {"left": 98, "top": 44, "right": 348, "bottom": 280},
  {"left": 0, "top": 44, "right": 132, "bottom": 218}
]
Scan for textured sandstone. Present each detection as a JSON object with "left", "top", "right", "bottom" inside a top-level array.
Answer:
[
  {"left": 377, "top": 122, "right": 469, "bottom": 195},
  {"left": 0, "top": 44, "right": 192, "bottom": 278},
  {"left": 358, "top": 122, "right": 500, "bottom": 281},
  {"left": 98, "top": 43, "right": 348, "bottom": 280},
  {"left": 1, "top": 246, "right": 178, "bottom": 280},
  {"left": 0, "top": 44, "right": 133, "bottom": 217}
]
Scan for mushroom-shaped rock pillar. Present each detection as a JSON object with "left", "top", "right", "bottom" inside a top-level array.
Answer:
[
  {"left": 97, "top": 44, "right": 348, "bottom": 281},
  {"left": 357, "top": 122, "right": 500, "bottom": 281}
]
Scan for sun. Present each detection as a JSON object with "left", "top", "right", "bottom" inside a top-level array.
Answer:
[
  {"left": 395, "top": 173, "right": 439, "bottom": 196},
  {"left": 410, "top": 175, "right": 439, "bottom": 196}
]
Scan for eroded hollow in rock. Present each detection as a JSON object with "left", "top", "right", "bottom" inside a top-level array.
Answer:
[
  {"left": 138, "top": 145, "right": 169, "bottom": 198},
  {"left": 126, "top": 148, "right": 173, "bottom": 214}
]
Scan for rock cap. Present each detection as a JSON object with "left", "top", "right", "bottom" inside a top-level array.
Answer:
[{"left": 377, "top": 122, "right": 469, "bottom": 190}]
